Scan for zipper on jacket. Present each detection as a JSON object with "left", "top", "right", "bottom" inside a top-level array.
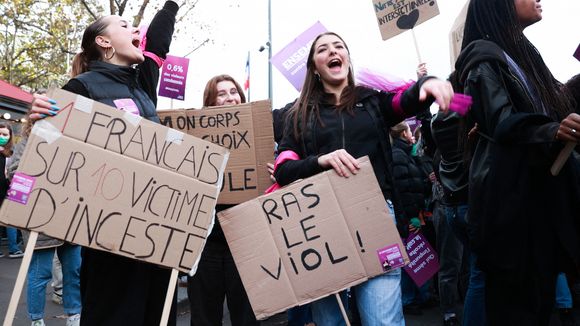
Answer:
[{"left": 341, "top": 113, "right": 346, "bottom": 149}]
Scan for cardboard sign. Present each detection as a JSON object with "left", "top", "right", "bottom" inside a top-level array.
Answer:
[
  {"left": 449, "top": 1, "right": 469, "bottom": 69},
  {"left": 159, "top": 55, "right": 190, "bottom": 101},
  {"left": 217, "top": 157, "right": 409, "bottom": 320},
  {"left": 0, "top": 89, "right": 230, "bottom": 273},
  {"left": 158, "top": 101, "right": 274, "bottom": 204},
  {"left": 373, "top": 0, "right": 440, "bottom": 41},
  {"left": 270, "top": 21, "right": 328, "bottom": 91},
  {"left": 403, "top": 232, "right": 439, "bottom": 287},
  {"left": 44, "top": 89, "right": 228, "bottom": 187}
]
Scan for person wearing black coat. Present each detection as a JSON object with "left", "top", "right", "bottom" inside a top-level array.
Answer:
[
  {"left": 29, "top": 2, "right": 179, "bottom": 325},
  {"left": 456, "top": 0, "right": 580, "bottom": 324}
]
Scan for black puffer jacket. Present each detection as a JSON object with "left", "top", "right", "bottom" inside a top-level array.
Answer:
[
  {"left": 456, "top": 39, "right": 580, "bottom": 279},
  {"left": 391, "top": 137, "right": 427, "bottom": 220}
]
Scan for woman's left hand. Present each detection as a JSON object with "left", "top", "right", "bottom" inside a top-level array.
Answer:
[{"left": 419, "top": 78, "right": 454, "bottom": 112}]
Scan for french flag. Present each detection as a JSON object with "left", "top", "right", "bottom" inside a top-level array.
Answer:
[{"left": 244, "top": 52, "right": 250, "bottom": 92}]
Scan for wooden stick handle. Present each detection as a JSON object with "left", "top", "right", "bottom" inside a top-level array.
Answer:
[
  {"left": 159, "top": 269, "right": 179, "bottom": 326},
  {"left": 3, "top": 231, "right": 38, "bottom": 326},
  {"left": 411, "top": 28, "right": 422, "bottom": 64},
  {"left": 551, "top": 142, "right": 576, "bottom": 176},
  {"left": 335, "top": 293, "right": 351, "bottom": 326}
]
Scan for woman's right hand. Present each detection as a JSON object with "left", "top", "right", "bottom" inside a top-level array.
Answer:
[
  {"left": 29, "top": 93, "right": 60, "bottom": 121},
  {"left": 556, "top": 113, "right": 580, "bottom": 142},
  {"left": 317, "top": 149, "right": 360, "bottom": 177}
]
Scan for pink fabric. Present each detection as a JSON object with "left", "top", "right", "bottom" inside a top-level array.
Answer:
[
  {"left": 143, "top": 51, "right": 164, "bottom": 68},
  {"left": 265, "top": 150, "right": 300, "bottom": 194},
  {"left": 449, "top": 93, "right": 473, "bottom": 116},
  {"left": 355, "top": 67, "right": 414, "bottom": 118}
]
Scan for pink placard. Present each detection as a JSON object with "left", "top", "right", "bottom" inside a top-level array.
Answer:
[
  {"left": 271, "top": 22, "right": 327, "bottom": 91},
  {"left": 158, "top": 55, "right": 190, "bottom": 101},
  {"left": 7, "top": 172, "right": 36, "bottom": 205},
  {"left": 377, "top": 243, "right": 405, "bottom": 272},
  {"left": 403, "top": 232, "right": 439, "bottom": 287}
]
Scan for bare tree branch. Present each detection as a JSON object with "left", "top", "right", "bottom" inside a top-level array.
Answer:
[
  {"left": 132, "top": 0, "right": 150, "bottom": 27},
  {"left": 79, "top": 0, "right": 98, "bottom": 20}
]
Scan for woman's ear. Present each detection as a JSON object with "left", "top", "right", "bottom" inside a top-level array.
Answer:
[{"left": 95, "top": 35, "right": 111, "bottom": 49}]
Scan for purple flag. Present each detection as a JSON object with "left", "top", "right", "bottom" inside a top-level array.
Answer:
[
  {"left": 158, "top": 55, "right": 190, "bottom": 101},
  {"left": 574, "top": 43, "right": 580, "bottom": 62},
  {"left": 271, "top": 21, "right": 327, "bottom": 91},
  {"left": 403, "top": 232, "right": 439, "bottom": 287}
]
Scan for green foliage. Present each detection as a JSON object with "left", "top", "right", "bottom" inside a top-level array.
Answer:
[
  {"left": 0, "top": 0, "right": 220, "bottom": 91},
  {"left": 0, "top": 0, "right": 94, "bottom": 90}
]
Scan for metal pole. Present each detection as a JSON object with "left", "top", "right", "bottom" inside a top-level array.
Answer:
[{"left": 267, "top": 0, "right": 273, "bottom": 102}]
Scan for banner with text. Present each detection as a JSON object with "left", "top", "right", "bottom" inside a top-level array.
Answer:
[
  {"left": 0, "top": 89, "right": 229, "bottom": 274},
  {"left": 159, "top": 55, "right": 190, "bottom": 101},
  {"left": 271, "top": 21, "right": 327, "bottom": 91},
  {"left": 403, "top": 232, "right": 439, "bottom": 287},
  {"left": 158, "top": 100, "right": 274, "bottom": 204},
  {"left": 372, "top": 0, "right": 440, "bottom": 41},
  {"left": 217, "top": 157, "right": 409, "bottom": 320}
]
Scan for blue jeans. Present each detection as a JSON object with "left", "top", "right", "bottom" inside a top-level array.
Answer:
[
  {"left": 445, "top": 204, "right": 486, "bottom": 326},
  {"left": 7, "top": 227, "right": 20, "bottom": 253},
  {"left": 401, "top": 270, "right": 431, "bottom": 306},
  {"left": 310, "top": 201, "right": 404, "bottom": 326},
  {"left": 27, "top": 244, "right": 81, "bottom": 320},
  {"left": 287, "top": 304, "right": 313, "bottom": 326},
  {"left": 555, "top": 273, "right": 573, "bottom": 309}
]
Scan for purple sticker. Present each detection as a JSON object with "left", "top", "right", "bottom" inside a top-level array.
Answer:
[
  {"left": 158, "top": 55, "right": 190, "bottom": 101},
  {"left": 402, "top": 232, "right": 439, "bottom": 287},
  {"left": 113, "top": 98, "right": 140, "bottom": 116},
  {"left": 271, "top": 21, "right": 327, "bottom": 91},
  {"left": 377, "top": 243, "right": 405, "bottom": 272},
  {"left": 574, "top": 43, "right": 580, "bottom": 62},
  {"left": 7, "top": 172, "right": 36, "bottom": 204}
]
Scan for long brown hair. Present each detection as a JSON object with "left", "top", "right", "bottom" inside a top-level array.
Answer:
[
  {"left": 202, "top": 74, "right": 247, "bottom": 107},
  {"left": 0, "top": 123, "right": 14, "bottom": 157},
  {"left": 290, "top": 32, "right": 357, "bottom": 140},
  {"left": 70, "top": 16, "right": 110, "bottom": 78}
]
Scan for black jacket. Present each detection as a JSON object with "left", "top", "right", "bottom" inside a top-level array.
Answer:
[
  {"left": 62, "top": 0, "right": 178, "bottom": 118},
  {"left": 391, "top": 137, "right": 427, "bottom": 220},
  {"left": 431, "top": 111, "right": 469, "bottom": 205},
  {"left": 59, "top": 2, "right": 179, "bottom": 325},
  {"left": 456, "top": 40, "right": 580, "bottom": 279},
  {"left": 275, "top": 81, "right": 434, "bottom": 237}
]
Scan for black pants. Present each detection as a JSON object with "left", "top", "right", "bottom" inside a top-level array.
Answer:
[
  {"left": 187, "top": 239, "right": 258, "bottom": 326},
  {"left": 80, "top": 248, "right": 176, "bottom": 326},
  {"left": 485, "top": 269, "right": 557, "bottom": 325}
]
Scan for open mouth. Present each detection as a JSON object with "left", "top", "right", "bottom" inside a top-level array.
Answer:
[
  {"left": 132, "top": 38, "right": 141, "bottom": 49},
  {"left": 328, "top": 58, "right": 342, "bottom": 69}
]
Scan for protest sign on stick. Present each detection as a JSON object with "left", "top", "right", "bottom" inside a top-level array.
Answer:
[
  {"left": 158, "top": 100, "right": 274, "bottom": 204},
  {"left": 372, "top": 0, "right": 440, "bottom": 63},
  {"left": 0, "top": 89, "right": 229, "bottom": 273},
  {"left": 271, "top": 21, "right": 328, "bottom": 91},
  {"left": 217, "top": 156, "right": 409, "bottom": 320},
  {"left": 0, "top": 89, "right": 229, "bottom": 325}
]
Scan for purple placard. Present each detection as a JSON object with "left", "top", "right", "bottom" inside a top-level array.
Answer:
[
  {"left": 271, "top": 21, "right": 327, "bottom": 91},
  {"left": 405, "top": 117, "right": 420, "bottom": 134},
  {"left": 158, "top": 55, "right": 190, "bottom": 101},
  {"left": 377, "top": 243, "right": 405, "bottom": 272},
  {"left": 7, "top": 172, "right": 36, "bottom": 205},
  {"left": 574, "top": 43, "right": 580, "bottom": 62},
  {"left": 403, "top": 232, "right": 439, "bottom": 287}
]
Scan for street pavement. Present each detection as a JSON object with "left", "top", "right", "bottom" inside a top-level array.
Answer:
[{"left": 1, "top": 244, "right": 576, "bottom": 325}]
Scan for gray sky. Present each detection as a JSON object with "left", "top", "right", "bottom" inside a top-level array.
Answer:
[{"left": 157, "top": 0, "right": 580, "bottom": 110}]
